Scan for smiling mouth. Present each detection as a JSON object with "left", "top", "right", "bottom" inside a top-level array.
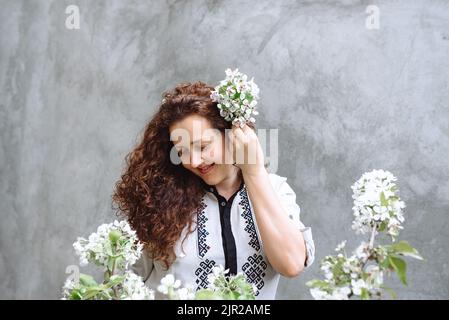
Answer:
[{"left": 198, "top": 163, "right": 215, "bottom": 175}]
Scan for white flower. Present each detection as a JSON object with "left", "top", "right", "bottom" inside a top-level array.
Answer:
[
  {"left": 176, "top": 285, "right": 196, "bottom": 300},
  {"left": 121, "top": 271, "right": 154, "bottom": 300},
  {"left": 321, "top": 262, "right": 333, "bottom": 280},
  {"left": 160, "top": 274, "right": 181, "bottom": 288},
  {"left": 351, "top": 279, "right": 367, "bottom": 296},
  {"left": 72, "top": 220, "right": 142, "bottom": 270},
  {"left": 158, "top": 274, "right": 182, "bottom": 296},
  {"left": 354, "top": 242, "right": 370, "bottom": 260},
  {"left": 332, "top": 286, "right": 351, "bottom": 300},
  {"left": 61, "top": 278, "right": 78, "bottom": 300},
  {"left": 206, "top": 265, "right": 231, "bottom": 289},
  {"left": 157, "top": 276, "right": 199, "bottom": 300},
  {"left": 351, "top": 170, "right": 405, "bottom": 238},
  {"left": 310, "top": 286, "right": 351, "bottom": 300},
  {"left": 349, "top": 265, "right": 384, "bottom": 298},
  {"left": 225, "top": 68, "right": 240, "bottom": 78},
  {"left": 210, "top": 68, "right": 260, "bottom": 128},
  {"left": 310, "top": 288, "right": 329, "bottom": 300},
  {"left": 212, "top": 265, "right": 229, "bottom": 277},
  {"left": 307, "top": 170, "right": 420, "bottom": 301},
  {"left": 335, "top": 240, "right": 347, "bottom": 252},
  {"left": 252, "top": 284, "right": 258, "bottom": 295},
  {"left": 157, "top": 284, "right": 169, "bottom": 295}
]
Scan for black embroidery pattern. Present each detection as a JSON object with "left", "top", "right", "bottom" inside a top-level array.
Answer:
[
  {"left": 239, "top": 187, "right": 261, "bottom": 252},
  {"left": 195, "top": 258, "right": 216, "bottom": 290},
  {"left": 196, "top": 199, "right": 209, "bottom": 259},
  {"left": 242, "top": 253, "right": 268, "bottom": 296}
]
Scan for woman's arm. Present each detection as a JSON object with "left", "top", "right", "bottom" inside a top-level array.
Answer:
[
  {"left": 230, "top": 124, "right": 309, "bottom": 277},
  {"left": 243, "top": 169, "right": 307, "bottom": 277}
]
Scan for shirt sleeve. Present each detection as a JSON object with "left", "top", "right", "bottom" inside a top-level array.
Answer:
[
  {"left": 275, "top": 176, "right": 316, "bottom": 269},
  {"left": 131, "top": 248, "right": 154, "bottom": 282}
]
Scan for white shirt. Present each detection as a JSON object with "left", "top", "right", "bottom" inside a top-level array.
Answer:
[{"left": 132, "top": 173, "right": 315, "bottom": 299}]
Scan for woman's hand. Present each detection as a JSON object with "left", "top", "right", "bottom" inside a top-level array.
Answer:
[
  {"left": 231, "top": 125, "right": 307, "bottom": 276},
  {"left": 227, "top": 124, "right": 266, "bottom": 176}
]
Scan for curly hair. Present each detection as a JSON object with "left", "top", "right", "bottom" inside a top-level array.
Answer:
[{"left": 112, "top": 81, "right": 252, "bottom": 270}]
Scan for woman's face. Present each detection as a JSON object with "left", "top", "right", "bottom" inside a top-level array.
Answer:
[{"left": 169, "top": 114, "right": 234, "bottom": 185}]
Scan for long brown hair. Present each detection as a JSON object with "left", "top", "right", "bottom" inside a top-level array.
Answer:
[{"left": 112, "top": 81, "right": 251, "bottom": 269}]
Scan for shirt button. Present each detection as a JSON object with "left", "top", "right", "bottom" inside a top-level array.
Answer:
[
  {"left": 221, "top": 201, "right": 226, "bottom": 207},
  {"left": 210, "top": 187, "right": 214, "bottom": 192}
]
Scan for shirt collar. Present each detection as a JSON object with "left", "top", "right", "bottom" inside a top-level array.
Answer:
[{"left": 202, "top": 179, "right": 245, "bottom": 197}]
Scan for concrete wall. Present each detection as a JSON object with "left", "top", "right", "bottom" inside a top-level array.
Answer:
[{"left": 1, "top": 0, "right": 448, "bottom": 299}]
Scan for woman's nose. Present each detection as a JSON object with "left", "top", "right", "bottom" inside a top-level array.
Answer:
[{"left": 190, "top": 152, "right": 203, "bottom": 168}]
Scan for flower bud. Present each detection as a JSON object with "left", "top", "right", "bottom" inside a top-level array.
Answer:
[{"left": 109, "top": 230, "right": 122, "bottom": 243}]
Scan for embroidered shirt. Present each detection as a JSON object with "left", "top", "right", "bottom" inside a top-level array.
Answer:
[{"left": 132, "top": 173, "right": 315, "bottom": 299}]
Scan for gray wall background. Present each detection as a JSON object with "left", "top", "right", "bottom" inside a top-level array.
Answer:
[{"left": 1, "top": 0, "right": 448, "bottom": 299}]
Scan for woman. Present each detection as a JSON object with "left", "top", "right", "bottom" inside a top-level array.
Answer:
[{"left": 112, "top": 81, "right": 315, "bottom": 299}]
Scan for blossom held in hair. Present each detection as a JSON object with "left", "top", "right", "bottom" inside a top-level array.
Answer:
[{"left": 210, "top": 68, "right": 260, "bottom": 128}]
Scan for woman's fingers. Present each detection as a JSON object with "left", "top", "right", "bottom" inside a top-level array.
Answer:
[
  {"left": 228, "top": 124, "right": 265, "bottom": 173},
  {"left": 232, "top": 125, "right": 251, "bottom": 165},
  {"left": 241, "top": 123, "right": 252, "bottom": 134},
  {"left": 226, "top": 129, "right": 236, "bottom": 164},
  {"left": 233, "top": 126, "right": 248, "bottom": 145}
]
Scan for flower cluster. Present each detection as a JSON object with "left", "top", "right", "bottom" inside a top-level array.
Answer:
[
  {"left": 63, "top": 220, "right": 151, "bottom": 300},
  {"left": 156, "top": 265, "right": 257, "bottom": 300},
  {"left": 157, "top": 274, "right": 196, "bottom": 300},
  {"left": 64, "top": 220, "right": 257, "bottom": 300},
  {"left": 203, "top": 265, "right": 258, "bottom": 300},
  {"left": 61, "top": 278, "right": 79, "bottom": 300},
  {"left": 351, "top": 169, "right": 406, "bottom": 239},
  {"left": 307, "top": 170, "right": 422, "bottom": 300},
  {"left": 120, "top": 271, "right": 155, "bottom": 300},
  {"left": 62, "top": 271, "right": 154, "bottom": 300},
  {"left": 210, "top": 68, "right": 260, "bottom": 128},
  {"left": 73, "top": 220, "right": 143, "bottom": 269},
  {"left": 309, "top": 241, "right": 384, "bottom": 300}
]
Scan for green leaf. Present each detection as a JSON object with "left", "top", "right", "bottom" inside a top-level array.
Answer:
[
  {"left": 361, "top": 288, "right": 370, "bottom": 300},
  {"left": 378, "top": 222, "right": 387, "bottom": 232},
  {"left": 195, "top": 289, "right": 222, "bottom": 300},
  {"left": 222, "top": 291, "right": 239, "bottom": 300},
  {"left": 380, "top": 285, "right": 397, "bottom": 299},
  {"left": 238, "top": 294, "right": 256, "bottom": 300},
  {"left": 380, "top": 192, "right": 388, "bottom": 206},
  {"left": 79, "top": 273, "right": 98, "bottom": 287},
  {"left": 107, "top": 258, "right": 115, "bottom": 272},
  {"left": 389, "top": 256, "right": 407, "bottom": 285},
  {"left": 114, "top": 256, "right": 125, "bottom": 270},
  {"left": 83, "top": 287, "right": 104, "bottom": 300},
  {"left": 379, "top": 258, "right": 390, "bottom": 269},
  {"left": 69, "top": 289, "right": 82, "bottom": 300},
  {"left": 106, "top": 275, "right": 125, "bottom": 288},
  {"left": 306, "top": 279, "right": 329, "bottom": 289},
  {"left": 388, "top": 241, "right": 423, "bottom": 260},
  {"left": 100, "top": 290, "right": 113, "bottom": 300},
  {"left": 104, "top": 270, "right": 110, "bottom": 282},
  {"left": 104, "top": 242, "right": 113, "bottom": 256}
]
